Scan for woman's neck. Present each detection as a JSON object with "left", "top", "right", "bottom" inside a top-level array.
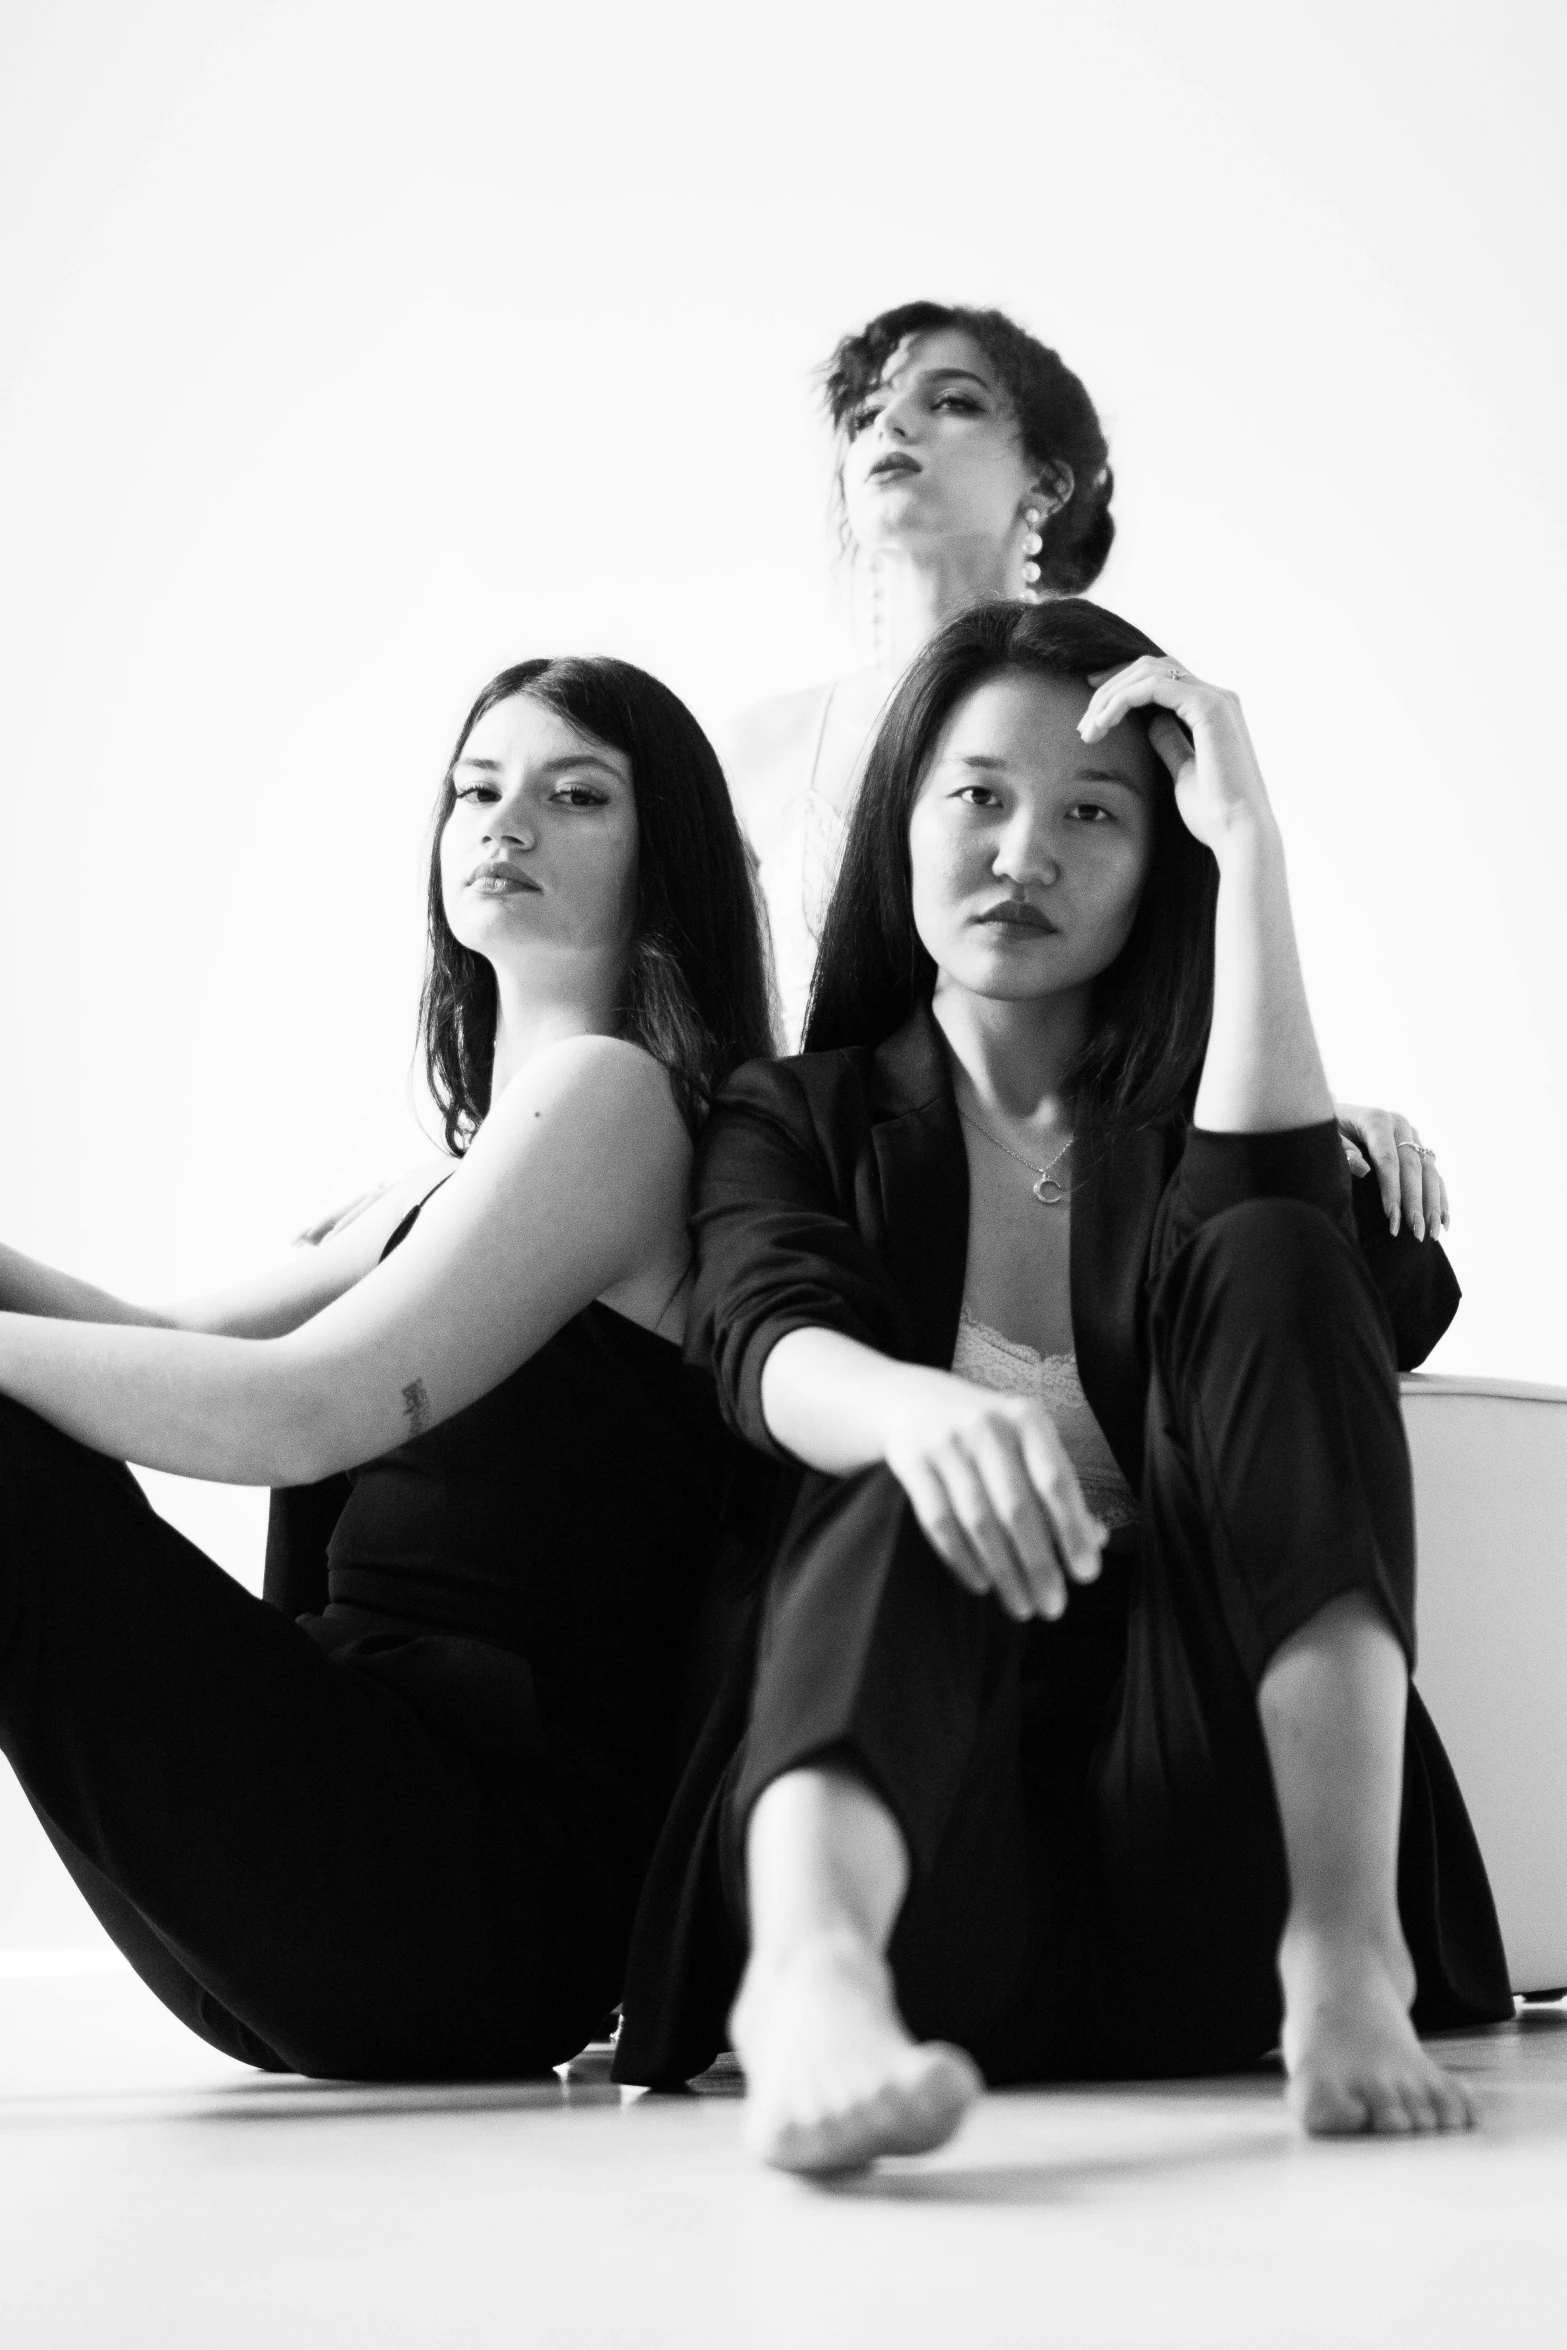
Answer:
[
  {"left": 487, "top": 957, "right": 622, "bottom": 1102},
  {"left": 932, "top": 978, "right": 1092, "bottom": 1131},
  {"left": 879, "top": 535, "right": 1018, "bottom": 675}
]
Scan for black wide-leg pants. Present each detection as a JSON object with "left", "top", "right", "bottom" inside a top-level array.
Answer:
[
  {"left": 723, "top": 1199, "right": 1512, "bottom": 2084},
  {"left": 0, "top": 1399, "right": 624, "bottom": 2079}
]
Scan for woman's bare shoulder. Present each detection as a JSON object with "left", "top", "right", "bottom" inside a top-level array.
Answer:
[{"left": 486, "top": 1035, "right": 691, "bottom": 1176}]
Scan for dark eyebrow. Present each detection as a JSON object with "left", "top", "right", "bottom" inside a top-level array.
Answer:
[
  {"left": 941, "top": 751, "right": 1146, "bottom": 792},
  {"left": 1074, "top": 767, "right": 1146, "bottom": 791},
  {"left": 453, "top": 751, "right": 625, "bottom": 778},
  {"left": 872, "top": 365, "right": 995, "bottom": 401},
  {"left": 535, "top": 752, "right": 624, "bottom": 778}
]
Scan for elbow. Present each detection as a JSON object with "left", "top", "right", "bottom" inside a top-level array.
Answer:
[
  {"left": 267, "top": 1403, "right": 364, "bottom": 1489},
  {"left": 267, "top": 1434, "right": 345, "bottom": 1491},
  {"left": 249, "top": 1356, "right": 360, "bottom": 1488}
]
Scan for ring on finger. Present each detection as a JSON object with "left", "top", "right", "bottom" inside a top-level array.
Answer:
[{"left": 1160, "top": 660, "right": 1186, "bottom": 681}]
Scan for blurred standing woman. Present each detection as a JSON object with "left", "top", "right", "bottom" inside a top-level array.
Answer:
[
  {"left": 0, "top": 656, "right": 770, "bottom": 2080},
  {"left": 727, "top": 299, "right": 1114, "bottom": 1048},
  {"left": 616, "top": 599, "right": 1508, "bottom": 2166}
]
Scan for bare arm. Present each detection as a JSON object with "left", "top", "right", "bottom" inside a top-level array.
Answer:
[
  {"left": 1076, "top": 666, "right": 1449, "bottom": 1233},
  {"left": 1079, "top": 658, "right": 1334, "bottom": 1134},
  {"left": 760, "top": 1325, "right": 1104, "bottom": 1624},
  {"left": 0, "top": 1038, "right": 690, "bottom": 1485},
  {"left": 761, "top": 1327, "right": 958, "bottom": 1476},
  {"left": 0, "top": 1161, "right": 450, "bottom": 1339}
]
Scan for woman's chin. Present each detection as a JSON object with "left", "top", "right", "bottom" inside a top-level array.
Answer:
[
  {"left": 446, "top": 900, "right": 543, "bottom": 955},
  {"left": 846, "top": 499, "right": 940, "bottom": 552},
  {"left": 944, "top": 942, "right": 1074, "bottom": 1004}
]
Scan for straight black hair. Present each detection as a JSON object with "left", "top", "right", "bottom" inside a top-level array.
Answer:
[
  {"left": 803, "top": 600, "right": 1218, "bottom": 1129},
  {"left": 419, "top": 656, "right": 773, "bottom": 1150}
]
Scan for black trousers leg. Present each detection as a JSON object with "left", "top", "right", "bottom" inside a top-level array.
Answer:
[
  {"left": 1091, "top": 1197, "right": 1509, "bottom": 2076},
  {"left": 723, "top": 1200, "right": 1511, "bottom": 2084},
  {"left": 0, "top": 1399, "right": 618, "bottom": 2078},
  {"left": 723, "top": 1466, "right": 1122, "bottom": 2069}
]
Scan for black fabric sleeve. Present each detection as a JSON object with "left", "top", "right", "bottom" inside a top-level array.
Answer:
[
  {"left": 1347, "top": 1173, "right": 1462, "bottom": 1369},
  {"left": 687, "top": 1059, "right": 914, "bottom": 1457},
  {"left": 1169, "top": 1120, "right": 1354, "bottom": 1232}
]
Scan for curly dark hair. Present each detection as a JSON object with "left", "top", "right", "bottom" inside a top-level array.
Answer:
[
  {"left": 419, "top": 657, "right": 773, "bottom": 1151},
  {"left": 823, "top": 300, "right": 1114, "bottom": 597},
  {"left": 804, "top": 599, "right": 1218, "bottom": 1131}
]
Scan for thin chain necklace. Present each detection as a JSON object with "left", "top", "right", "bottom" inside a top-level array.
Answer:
[{"left": 956, "top": 1104, "right": 1073, "bottom": 1207}]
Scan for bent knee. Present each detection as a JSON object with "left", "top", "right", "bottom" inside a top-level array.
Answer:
[
  {"left": 1160, "top": 1197, "right": 1380, "bottom": 1358},
  {"left": 1184, "top": 1196, "right": 1352, "bottom": 1299}
]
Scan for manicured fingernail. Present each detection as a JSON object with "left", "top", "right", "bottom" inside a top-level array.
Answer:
[
  {"left": 1045, "top": 1590, "right": 1066, "bottom": 1619},
  {"left": 1390, "top": 1211, "right": 1400, "bottom": 1235},
  {"left": 1414, "top": 1216, "right": 1425, "bottom": 1241}
]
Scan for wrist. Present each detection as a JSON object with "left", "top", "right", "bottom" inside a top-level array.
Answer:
[
  {"left": 1208, "top": 803, "right": 1283, "bottom": 869},
  {"left": 866, "top": 1358, "right": 944, "bottom": 1455}
]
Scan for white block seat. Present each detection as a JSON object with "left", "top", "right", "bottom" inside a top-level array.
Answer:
[{"left": 1402, "top": 1374, "right": 1567, "bottom": 1997}]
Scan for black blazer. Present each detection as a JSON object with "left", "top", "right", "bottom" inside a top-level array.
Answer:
[
  {"left": 613, "top": 1005, "right": 1460, "bottom": 2087},
  {"left": 688, "top": 1000, "right": 1459, "bottom": 1488}
]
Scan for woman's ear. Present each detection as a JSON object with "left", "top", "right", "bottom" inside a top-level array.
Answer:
[{"left": 1031, "top": 461, "right": 1076, "bottom": 518}]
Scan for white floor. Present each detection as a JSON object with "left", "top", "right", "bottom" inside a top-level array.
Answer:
[{"left": 3, "top": 1967, "right": 1565, "bottom": 2347}]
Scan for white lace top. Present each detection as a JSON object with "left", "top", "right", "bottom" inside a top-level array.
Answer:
[{"left": 950, "top": 1307, "right": 1140, "bottom": 1533}]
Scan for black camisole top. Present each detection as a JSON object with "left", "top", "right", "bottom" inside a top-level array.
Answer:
[{"left": 316, "top": 1200, "right": 725, "bottom": 1830}]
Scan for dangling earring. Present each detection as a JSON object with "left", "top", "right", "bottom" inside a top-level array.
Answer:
[
  {"left": 1020, "top": 503, "right": 1045, "bottom": 604},
  {"left": 869, "top": 551, "right": 888, "bottom": 668}
]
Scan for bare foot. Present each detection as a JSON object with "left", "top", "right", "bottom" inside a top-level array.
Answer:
[
  {"left": 1278, "top": 1928, "right": 1475, "bottom": 2136},
  {"left": 729, "top": 1930, "right": 983, "bottom": 2175}
]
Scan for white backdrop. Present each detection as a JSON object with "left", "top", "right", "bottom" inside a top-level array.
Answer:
[{"left": 0, "top": 0, "right": 1563, "bottom": 1940}]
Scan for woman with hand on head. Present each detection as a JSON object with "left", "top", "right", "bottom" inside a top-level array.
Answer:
[
  {"left": 615, "top": 599, "right": 1509, "bottom": 2167},
  {"left": 0, "top": 656, "right": 771, "bottom": 2080}
]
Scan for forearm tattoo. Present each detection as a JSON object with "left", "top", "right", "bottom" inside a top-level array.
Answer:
[{"left": 401, "top": 1377, "right": 431, "bottom": 1438}]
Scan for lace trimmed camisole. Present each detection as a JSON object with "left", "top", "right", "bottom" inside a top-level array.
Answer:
[{"left": 951, "top": 1306, "right": 1140, "bottom": 1533}]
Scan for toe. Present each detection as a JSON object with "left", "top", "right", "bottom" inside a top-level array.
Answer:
[
  {"left": 1398, "top": 2079, "right": 1439, "bottom": 2134},
  {"left": 1431, "top": 2072, "right": 1476, "bottom": 2132},
  {"left": 768, "top": 2107, "right": 867, "bottom": 2176},
  {"left": 1365, "top": 2081, "right": 1414, "bottom": 2135},
  {"left": 1291, "top": 2068, "right": 1370, "bottom": 2135}
]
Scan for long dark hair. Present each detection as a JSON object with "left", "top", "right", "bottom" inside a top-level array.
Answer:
[
  {"left": 419, "top": 657, "right": 772, "bottom": 1150},
  {"left": 823, "top": 300, "right": 1114, "bottom": 596},
  {"left": 804, "top": 600, "right": 1218, "bottom": 1130}
]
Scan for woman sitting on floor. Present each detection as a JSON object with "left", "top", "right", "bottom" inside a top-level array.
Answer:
[
  {"left": 0, "top": 654, "right": 770, "bottom": 2080},
  {"left": 612, "top": 598, "right": 1512, "bottom": 2167}
]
